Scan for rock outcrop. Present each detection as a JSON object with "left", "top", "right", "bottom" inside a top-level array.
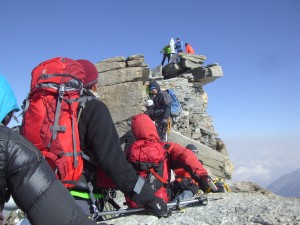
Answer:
[{"left": 95, "top": 53, "right": 233, "bottom": 179}]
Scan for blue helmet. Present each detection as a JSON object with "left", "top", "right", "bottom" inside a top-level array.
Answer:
[{"left": 0, "top": 74, "right": 20, "bottom": 123}]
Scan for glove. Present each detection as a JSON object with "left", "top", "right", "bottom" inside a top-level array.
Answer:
[
  {"left": 144, "top": 196, "right": 168, "bottom": 217},
  {"left": 195, "top": 174, "right": 216, "bottom": 193},
  {"left": 129, "top": 180, "right": 168, "bottom": 217}
]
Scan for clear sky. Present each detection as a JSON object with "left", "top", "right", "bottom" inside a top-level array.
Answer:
[{"left": 1, "top": 0, "right": 299, "bottom": 187}]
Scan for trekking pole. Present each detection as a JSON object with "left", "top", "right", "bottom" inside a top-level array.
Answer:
[{"left": 96, "top": 195, "right": 208, "bottom": 217}]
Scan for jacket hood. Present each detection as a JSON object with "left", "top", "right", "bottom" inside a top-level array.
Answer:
[
  {"left": 131, "top": 114, "right": 160, "bottom": 141},
  {"left": 149, "top": 80, "right": 161, "bottom": 92},
  {"left": 0, "top": 75, "right": 20, "bottom": 123}
]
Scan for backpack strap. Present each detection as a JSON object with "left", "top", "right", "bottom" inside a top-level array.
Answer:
[
  {"left": 64, "top": 181, "right": 100, "bottom": 216},
  {"left": 149, "top": 167, "right": 168, "bottom": 184}
]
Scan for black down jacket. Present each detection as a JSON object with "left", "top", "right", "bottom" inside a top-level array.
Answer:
[{"left": 0, "top": 125, "right": 96, "bottom": 225}]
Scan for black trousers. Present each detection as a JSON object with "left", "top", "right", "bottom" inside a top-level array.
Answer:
[{"left": 161, "top": 54, "right": 170, "bottom": 66}]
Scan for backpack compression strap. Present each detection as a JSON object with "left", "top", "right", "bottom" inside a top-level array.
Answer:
[{"left": 149, "top": 168, "right": 168, "bottom": 184}]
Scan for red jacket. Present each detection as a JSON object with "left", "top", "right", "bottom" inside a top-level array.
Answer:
[
  {"left": 131, "top": 114, "right": 207, "bottom": 180},
  {"left": 185, "top": 44, "right": 195, "bottom": 54}
]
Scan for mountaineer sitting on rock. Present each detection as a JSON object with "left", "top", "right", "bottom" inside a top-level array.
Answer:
[{"left": 125, "top": 113, "right": 218, "bottom": 207}]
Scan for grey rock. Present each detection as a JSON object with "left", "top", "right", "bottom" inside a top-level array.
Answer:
[
  {"left": 95, "top": 61, "right": 126, "bottom": 73},
  {"left": 150, "top": 65, "right": 163, "bottom": 79},
  {"left": 98, "top": 67, "right": 149, "bottom": 86},
  {"left": 178, "top": 52, "right": 206, "bottom": 64},
  {"left": 162, "top": 63, "right": 181, "bottom": 77},
  {"left": 127, "top": 54, "right": 144, "bottom": 61},
  {"left": 104, "top": 183, "right": 300, "bottom": 225},
  {"left": 190, "top": 64, "right": 223, "bottom": 85}
]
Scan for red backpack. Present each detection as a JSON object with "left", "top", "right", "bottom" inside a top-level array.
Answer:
[
  {"left": 125, "top": 140, "right": 170, "bottom": 207},
  {"left": 21, "top": 57, "right": 90, "bottom": 188}
]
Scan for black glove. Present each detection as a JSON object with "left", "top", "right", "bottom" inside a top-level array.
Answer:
[
  {"left": 144, "top": 196, "right": 168, "bottom": 217},
  {"left": 129, "top": 181, "right": 168, "bottom": 217},
  {"left": 195, "top": 174, "right": 211, "bottom": 193}
]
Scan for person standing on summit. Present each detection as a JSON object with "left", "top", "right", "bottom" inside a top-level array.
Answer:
[
  {"left": 160, "top": 45, "right": 171, "bottom": 66},
  {"left": 175, "top": 38, "right": 184, "bottom": 53}
]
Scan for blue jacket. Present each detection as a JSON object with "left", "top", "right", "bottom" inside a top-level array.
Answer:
[
  {"left": 0, "top": 74, "right": 19, "bottom": 122},
  {"left": 175, "top": 40, "right": 184, "bottom": 52}
]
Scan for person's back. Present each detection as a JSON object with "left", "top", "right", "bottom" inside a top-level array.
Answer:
[
  {"left": 64, "top": 59, "right": 168, "bottom": 218},
  {"left": 160, "top": 45, "right": 171, "bottom": 66},
  {"left": 175, "top": 38, "right": 184, "bottom": 53},
  {"left": 0, "top": 74, "right": 97, "bottom": 225},
  {"left": 128, "top": 114, "right": 211, "bottom": 201},
  {"left": 185, "top": 43, "right": 195, "bottom": 54}
]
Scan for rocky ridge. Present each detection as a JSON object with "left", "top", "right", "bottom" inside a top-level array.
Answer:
[{"left": 94, "top": 53, "right": 233, "bottom": 179}]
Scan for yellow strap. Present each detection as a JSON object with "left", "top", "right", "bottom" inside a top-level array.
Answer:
[{"left": 167, "top": 117, "right": 172, "bottom": 133}]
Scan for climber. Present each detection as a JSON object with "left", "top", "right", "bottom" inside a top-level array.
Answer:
[
  {"left": 160, "top": 45, "right": 171, "bottom": 66},
  {"left": 185, "top": 43, "right": 195, "bottom": 54},
  {"left": 145, "top": 79, "right": 171, "bottom": 141},
  {"left": 0, "top": 74, "right": 97, "bottom": 225},
  {"left": 125, "top": 113, "right": 214, "bottom": 206}
]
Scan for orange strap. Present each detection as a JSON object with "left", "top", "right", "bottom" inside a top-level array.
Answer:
[{"left": 149, "top": 168, "right": 169, "bottom": 184}]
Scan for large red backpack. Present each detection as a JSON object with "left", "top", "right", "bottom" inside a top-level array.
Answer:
[
  {"left": 125, "top": 140, "right": 170, "bottom": 207},
  {"left": 21, "top": 57, "right": 89, "bottom": 188}
]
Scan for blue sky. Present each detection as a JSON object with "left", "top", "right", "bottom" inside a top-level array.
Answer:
[{"left": 1, "top": 0, "right": 299, "bottom": 187}]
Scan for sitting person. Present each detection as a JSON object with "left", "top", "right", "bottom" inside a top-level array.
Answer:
[
  {"left": 125, "top": 113, "right": 213, "bottom": 207},
  {"left": 185, "top": 43, "right": 195, "bottom": 54}
]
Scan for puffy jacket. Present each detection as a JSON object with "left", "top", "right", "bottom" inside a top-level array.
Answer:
[
  {"left": 131, "top": 114, "right": 208, "bottom": 182},
  {"left": 148, "top": 80, "right": 171, "bottom": 121},
  {"left": 0, "top": 74, "right": 95, "bottom": 225},
  {"left": 0, "top": 125, "right": 96, "bottom": 225}
]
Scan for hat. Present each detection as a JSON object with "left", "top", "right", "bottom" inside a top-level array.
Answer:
[
  {"left": 76, "top": 59, "right": 98, "bottom": 89},
  {"left": 186, "top": 144, "right": 198, "bottom": 153}
]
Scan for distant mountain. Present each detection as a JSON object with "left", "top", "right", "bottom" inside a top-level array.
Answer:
[{"left": 267, "top": 168, "right": 300, "bottom": 198}]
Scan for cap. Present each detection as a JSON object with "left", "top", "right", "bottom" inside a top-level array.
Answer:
[
  {"left": 186, "top": 144, "right": 198, "bottom": 153},
  {"left": 76, "top": 59, "right": 98, "bottom": 89}
]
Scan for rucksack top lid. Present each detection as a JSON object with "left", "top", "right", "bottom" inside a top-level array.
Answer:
[{"left": 30, "top": 57, "right": 86, "bottom": 91}]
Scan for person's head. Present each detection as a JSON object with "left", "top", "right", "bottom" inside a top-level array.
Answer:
[
  {"left": 131, "top": 113, "right": 160, "bottom": 141},
  {"left": 176, "top": 38, "right": 180, "bottom": 41},
  {"left": 185, "top": 43, "right": 188, "bottom": 46},
  {"left": 149, "top": 86, "right": 158, "bottom": 95},
  {"left": 0, "top": 75, "right": 20, "bottom": 126},
  {"left": 149, "top": 80, "right": 160, "bottom": 94},
  {"left": 186, "top": 144, "right": 198, "bottom": 154},
  {"left": 76, "top": 59, "right": 98, "bottom": 91}
]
